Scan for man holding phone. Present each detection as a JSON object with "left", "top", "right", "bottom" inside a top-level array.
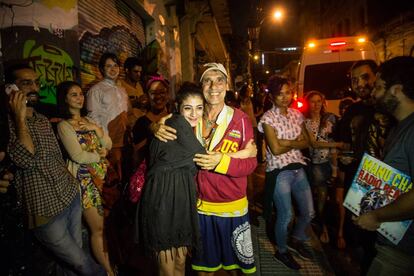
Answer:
[{"left": 5, "top": 63, "right": 105, "bottom": 275}]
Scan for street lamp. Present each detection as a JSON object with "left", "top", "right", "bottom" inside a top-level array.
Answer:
[
  {"left": 272, "top": 9, "right": 283, "bottom": 21},
  {"left": 248, "top": 7, "right": 284, "bottom": 83}
]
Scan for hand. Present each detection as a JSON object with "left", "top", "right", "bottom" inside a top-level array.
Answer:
[
  {"left": 0, "top": 172, "right": 13, "bottom": 193},
  {"left": 193, "top": 151, "right": 223, "bottom": 170},
  {"left": 151, "top": 114, "right": 177, "bottom": 142},
  {"left": 78, "top": 120, "right": 98, "bottom": 131},
  {"left": 352, "top": 213, "right": 381, "bottom": 231},
  {"left": 297, "top": 132, "right": 305, "bottom": 141},
  {"left": 9, "top": 90, "right": 27, "bottom": 122},
  {"left": 339, "top": 155, "right": 354, "bottom": 165},
  {"left": 97, "top": 147, "right": 108, "bottom": 158},
  {"left": 244, "top": 139, "right": 258, "bottom": 158}
]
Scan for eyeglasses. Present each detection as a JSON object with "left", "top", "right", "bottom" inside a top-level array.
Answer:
[
  {"left": 15, "top": 79, "right": 44, "bottom": 89},
  {"left": 148, "top": 89, "right": 168, "bottom": 97},
  {"left": 202, "top": 77, "right": 226, "bottom": 87}
]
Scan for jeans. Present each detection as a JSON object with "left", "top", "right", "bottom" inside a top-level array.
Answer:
[
  {"left": 33, "top": 193, "right": 106, "bottom": 276},
  {"left": 273, "top": 168, "right": 314, "bottom": 253}
]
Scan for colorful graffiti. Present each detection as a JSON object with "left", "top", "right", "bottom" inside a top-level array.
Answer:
[
  {"left": 23, "top": 40, "right": 75, "bottom": 104},
  {"left": 79, "top": 25, "right": 142, "bottom": 88}
]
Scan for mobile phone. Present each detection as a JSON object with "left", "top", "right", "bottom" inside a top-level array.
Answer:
[{"left": 5, "top": 84, "right": 19, "bottom": 95}]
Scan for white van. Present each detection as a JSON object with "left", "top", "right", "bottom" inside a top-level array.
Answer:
[{"left": 297, "top": 36, "right": 379, "bottom": 115}]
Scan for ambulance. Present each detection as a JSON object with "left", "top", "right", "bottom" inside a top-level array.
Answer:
[{"left": 297, "top": 36, "right": 379, "bottom": 115}]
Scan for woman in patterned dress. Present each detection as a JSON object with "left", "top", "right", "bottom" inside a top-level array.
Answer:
[
  {"left": 56, "top": 81, "right": 114, "bottom": 276},
  {"left": 303, "top": 91, "right": 344, "bottom": 245}
]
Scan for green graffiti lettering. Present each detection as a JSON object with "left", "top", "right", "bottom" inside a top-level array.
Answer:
[{"left": 23, "top": 40, "right": 75, "bottom": 105}]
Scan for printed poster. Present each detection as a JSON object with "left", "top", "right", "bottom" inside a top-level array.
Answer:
[{"left": 343, "top": 153, "right": 413, "bottom": 244}]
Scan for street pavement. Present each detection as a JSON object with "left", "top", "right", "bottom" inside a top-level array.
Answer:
[{"left": 247, "top": 162, "right": 361, "bottom": 276}]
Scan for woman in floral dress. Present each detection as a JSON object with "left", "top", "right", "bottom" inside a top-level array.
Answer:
[{"left": 57, "top": 81, "right": 114, "bottom": 276}]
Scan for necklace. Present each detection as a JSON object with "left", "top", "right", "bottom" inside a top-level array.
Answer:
[{"left": 204, "top": 116, "right": 217, "bottom": 129}]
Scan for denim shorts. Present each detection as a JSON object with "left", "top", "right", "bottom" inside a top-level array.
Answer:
[{"left": 310, "top": 161, "right": 332, "bottom": 187}]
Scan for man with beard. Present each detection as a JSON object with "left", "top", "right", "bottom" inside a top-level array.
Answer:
[
  {"left": 337, "top": 60, "right": 394, "bottom": 273},
  {"left": 354, "top": 56, "right": 414, "bottom": 275},
  {"left": 5, "top": 63, "right": 105, "bottom": 275}
]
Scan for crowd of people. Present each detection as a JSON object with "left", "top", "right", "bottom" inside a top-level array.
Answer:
[{"left": 1, "top": 53, "right": 414, "bottom": 276}]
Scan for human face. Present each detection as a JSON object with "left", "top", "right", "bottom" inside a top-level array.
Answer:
[
  {"left": 127, "top": 65, "right": 142, "bottom": 83},
  {"left": 148, "top": 81, "right": 169, "bottom": 111},
  {"left": 308, "top": 94, "right": 323, "bottom": 114},
  {"left": 351, "top": 64, "right": 376, "bottom": 100},
  {"left": 372, "top": 75, "right": 399, "bottom": 114},
  {"left": 179, "top": 95, "right": 204, "bottom": 127},
  {"left": 65, "top": 85, "right": 84, "bottom": 113},
  {"left": 103, "top": 58, "right": 120, "bottom": 80},
  {"left": 14, "top": 68, "right": 41, "bottom": 107},
  {"left": 201, "top": 70, "right": 227, "bottom": 107},
  {"left": 273, "top": 84, "right": 293, "bottom": 108}
]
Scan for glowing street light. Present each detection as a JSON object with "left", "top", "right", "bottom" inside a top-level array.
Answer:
[
  {"left": 253, "top": 54, "right": 259, "bottom": 60},
  {"left": 273, "top": 9, "right": 283, "bottom": 21}
]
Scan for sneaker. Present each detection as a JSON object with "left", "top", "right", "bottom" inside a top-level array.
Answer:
[
  {"left": 273, "top": 251, "right": 301, "bottom": 270},
  {"left": 288, "top": 240, "right": 313, "bottom": 260}
]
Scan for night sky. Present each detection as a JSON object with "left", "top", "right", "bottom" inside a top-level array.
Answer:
[{"left": 229, "top": 0, "right": 301, "bottom": 50}]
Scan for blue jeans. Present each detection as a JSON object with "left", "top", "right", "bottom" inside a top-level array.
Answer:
[
  {"left": 273, "top": 168, "right": 315, "bottom": 253},
  {"left": 33, "top": 194, "right": 106, "bottom": 276}
]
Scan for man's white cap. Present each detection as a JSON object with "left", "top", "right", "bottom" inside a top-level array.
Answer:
[{"left": 200, "top": 63, "right": 228, "bottom": 82}]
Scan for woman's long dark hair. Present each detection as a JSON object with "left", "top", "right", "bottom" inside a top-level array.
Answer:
[{"left": 56, "top": 81, "right": 87, "bottom": 119}]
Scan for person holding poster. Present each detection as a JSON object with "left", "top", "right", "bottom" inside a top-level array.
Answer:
[{"left": 354, "top": 56, "right": 414, "bottom": 275}]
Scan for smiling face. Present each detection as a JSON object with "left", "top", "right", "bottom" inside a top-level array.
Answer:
[
  {"left": 272, "top": 84, "right": 293, "bottom": 108},
  {"left": 201, "top": 70, "right": 227, "bottom": 107},
  {"left": 65, "top": 85, "right": 84, "bottom": 114},
  {"left": 351, "top": 64, "right": 376, "bottom": 100},
  {"left": 179, "top": 95, "right": 204, "bottom": 127},
  {"left": 148, "top": 81, "right": 169, "bottom": 111},
  {"left": 103, "top": 58, "right": 120, "bottom": 81},
  {"left": 13, "top": 68, "right": 41, "bottom": 107}
]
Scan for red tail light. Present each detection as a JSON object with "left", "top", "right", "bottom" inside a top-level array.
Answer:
[{"left": 292, "top": 98, "right": 306, "bottom": 112}]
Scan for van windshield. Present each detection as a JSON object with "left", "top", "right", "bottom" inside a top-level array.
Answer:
[{"left": 304, "top": 61, "right": 357, "bottom": 100}]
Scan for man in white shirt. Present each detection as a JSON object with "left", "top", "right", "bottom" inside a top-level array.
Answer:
[{"left": 87, "top": 52, "right": 129, "bottom": 181}]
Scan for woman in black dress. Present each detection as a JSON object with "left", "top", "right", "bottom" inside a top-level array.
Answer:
[
  {"left": 138, "top": 82, "right": 258, "bottom": 276},
  {"left": 138, "top": 83, "right": 205, "bottom": 276}
]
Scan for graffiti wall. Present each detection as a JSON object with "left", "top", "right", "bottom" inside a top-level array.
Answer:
[
  {"left": 1, "top": 0, "right": 80, "bottom": 115},
  {"left": 79, "top": 26, "right": 143, "bottom": 88},
  {"left": 78, "top": 0, "right": 145, "bottom": 89},
  {"left": 2, "top": 27, "right": 80, "bottom": 105}
]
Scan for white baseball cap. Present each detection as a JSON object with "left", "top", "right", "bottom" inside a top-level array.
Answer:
[{"left": 200, "top": 63, "right": 228, "bottom": 82}]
